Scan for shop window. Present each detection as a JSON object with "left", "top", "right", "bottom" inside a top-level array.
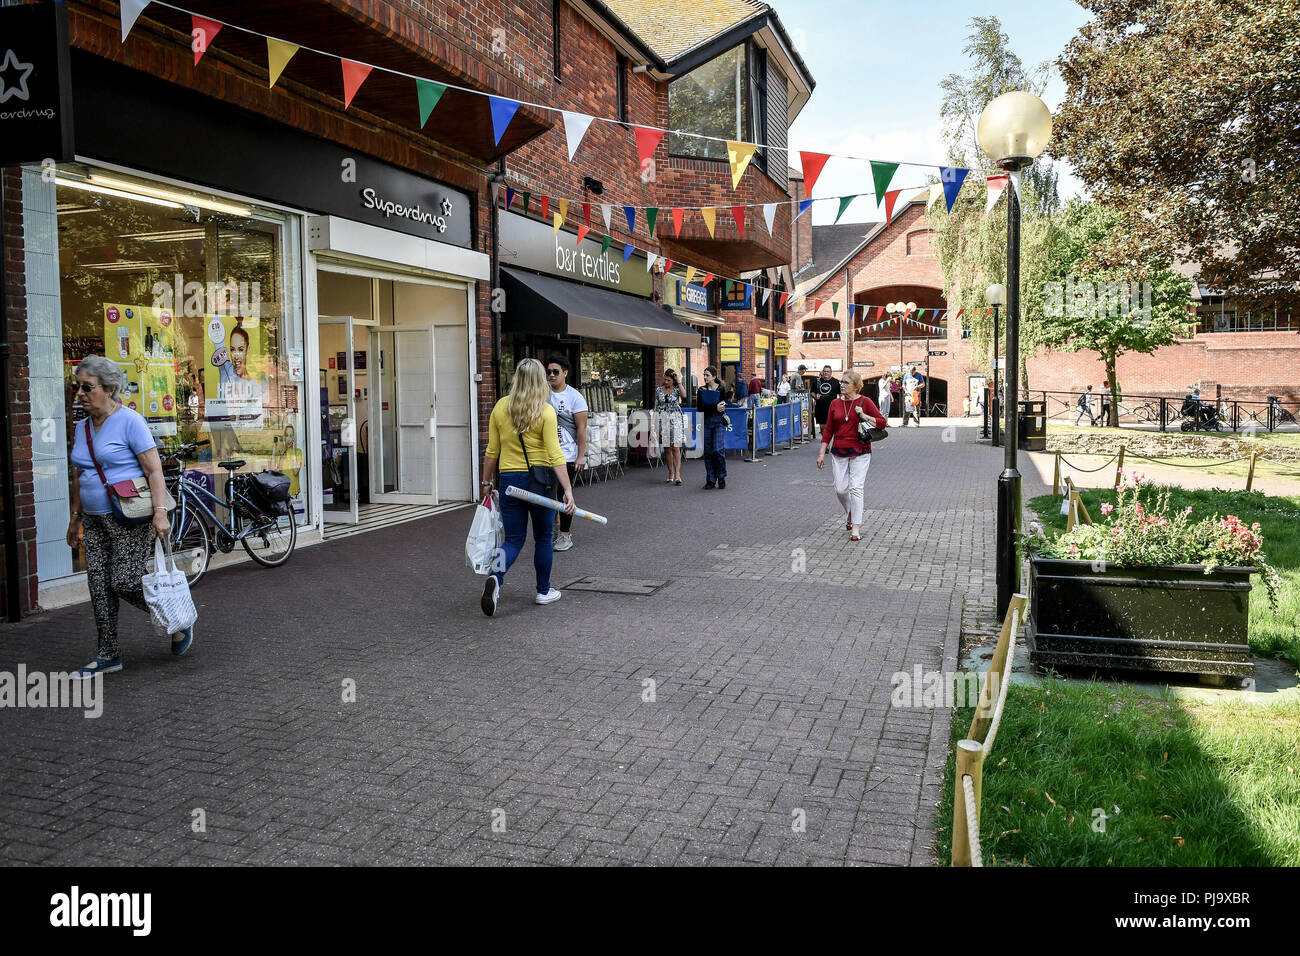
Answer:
[
  {"left": 580, "top": 343, "right": 645, "bottom": 411},
  {"left": 54, "top": 165, "right": 308, "bottom": 577}
]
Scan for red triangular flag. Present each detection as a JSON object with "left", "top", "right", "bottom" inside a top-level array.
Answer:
[
  {"left": 576, "top": 225, "right": 589, "bottom": 245},
  {"left": 672, "top": 208, "right": 683, "bottom": 237},
  {"left": 540, "top": 196, "right": 549, "bottom": 221},
  {"left": 800, "top": 152, "right": 831, "bottom": 197},
  {"left": 634, "top": 126, "right": 666, "bottom": 169},
  {"left": 341, "top": 60, "right": 373, "bottom": 109},
  {"left": 701, "top": 273, "right": 714, "bottom": 286},
  {"left": 877, "top": 306, "right": 886, "bottom": 318},
  {"left": 778, "top": 292, "right": 789, "bottom": 309},
  {"left": 956, "top": 309, "right": 964, "bottom": 319},
  {"left": 731, "top": 206, "right": 745, "bottom": 238},
  {"left": 582, "top": 202, "right": 591, "bottom": 226},
  {"left": 661, "top": 259, "right": 673, "bottom": 275},
  {"left": 192, "top": 16, "right": 223, "bottom": 66},
  {"left": 884, "top": 188, "right": 903, "bottom": 224}
]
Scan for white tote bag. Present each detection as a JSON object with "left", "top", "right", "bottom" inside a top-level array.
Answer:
[
  {"left": 465, "top": 492, "right": 503, "bottom": 575},
  {"left": 142, "top": 537, "right": 198, "bottom": 636}
]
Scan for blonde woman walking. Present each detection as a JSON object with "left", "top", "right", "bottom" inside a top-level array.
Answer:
[
  {"left": 816, "top": 370, "right": 886, "bottom": 541},
  {"left": 479, "top": 358, "right": 577, "bottom": 615}
]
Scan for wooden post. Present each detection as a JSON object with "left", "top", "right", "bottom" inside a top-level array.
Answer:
[
  {"left": 1246, "top": 450, "right": 1258, "bottom": 493},
  {"left": 952, "top": 740, "right": 984, "bottom": 867},
  {"left": 1073, "top": 491, "right": 1093, "bottom": 525},
  {"left": 1115, "top": 445, "right": 1125, "bottom": 489},
  {"left": 1066, "top": 494, "right": 1077, "bottom": 531},
  {"left": 1052, "top": 450, "right": 1061, "bottom": 497}
]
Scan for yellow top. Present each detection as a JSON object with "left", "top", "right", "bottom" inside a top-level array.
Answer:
[{"left": 485, "top": 397, "right": 565, "bottom": 472}]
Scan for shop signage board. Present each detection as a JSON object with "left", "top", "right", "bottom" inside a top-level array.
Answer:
[
  {"left": 674, "top": 279, "right": 710, "bottom": 312},
  {"left": 499, "top": 211, "right": 651, "bottom": 297},
  {"left": 721, "top": 282, "right": 753, "bottom": 311},
  {"left": 72, "top": 54, "right": 471, "bottom": 246},
  {"left": 719, "top": 331, "right": 741, "bottom": 363},
  {"left": 755, "top": 333, "right": 771, "bottom": 353},
  {"left": 0, "top": 3, "right": 75, "bottom": 166},
  {"left": 775, "top": 339, "right": 790, "bottom": 356}
]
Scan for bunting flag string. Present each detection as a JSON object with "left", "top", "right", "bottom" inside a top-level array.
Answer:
[
  {"left": 986, "top": 174, "right": 1009, "bottom": 214},
  {"left": 122, "top": 2, "right": 972, "bottom": 192},
  {"left": 191, "top": 15, "right": 222, "bottom": 66}
]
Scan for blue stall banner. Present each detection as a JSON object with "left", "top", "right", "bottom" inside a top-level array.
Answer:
[
  {"left": 792, "top": 399, "right": 803, "bottom": 438},
  {"left": 754, "top": 406, "right": 773, "bottom": 449},
  {"left": 774, "top": 403, "right": 792, "bottom": 444},
  {"left": 723, "top": 408, "right": 750, "bottom": 451},
  {"left": 683, "top": 408, "right": 702, "bottom": 452}
]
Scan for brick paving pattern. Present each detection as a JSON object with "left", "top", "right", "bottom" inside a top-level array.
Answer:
[{"left": 1, "top": 424, "right": 1009, "bottom": 866}]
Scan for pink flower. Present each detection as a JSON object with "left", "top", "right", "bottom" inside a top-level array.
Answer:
[
  {"left": 1186, "top": 506, "right": 1194, "bottom": 514},
  {"left": 1100, "top": 503, "right": 1114, "bottom": 515}
]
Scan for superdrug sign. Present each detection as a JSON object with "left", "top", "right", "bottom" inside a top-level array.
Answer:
[{"left": 0, "top": 2, "right": 75, "bottom": 167}]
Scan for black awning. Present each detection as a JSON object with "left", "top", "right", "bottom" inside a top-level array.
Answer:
[{"left": 502, "top": 268, "right": 702, "bottom": 349}]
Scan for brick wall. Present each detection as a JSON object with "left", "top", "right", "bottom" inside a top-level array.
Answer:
[{"left": 1, "top": 167, "right": 38, "bottom": 618}]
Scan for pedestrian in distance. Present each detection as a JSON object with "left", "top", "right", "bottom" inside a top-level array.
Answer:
[
  {"left": 776, "top": 374, "right": 792, "bottom": 400},
  {"left": 66, "top": 356, "right": 191, "bottom": 679},
  {"left": 544, "top": 355, "right": 587, "bottom": 553},
  {"left": 812, "top": 365, "right": 841, "bottom": 437},
  {"left": 655, "top": 368, "right": 686, "bottom": 486},
  {"left": 748, "top": 374, "right": 764, "bottom": 409},
  {"left": 902, "top": 367, "right": 923, "bottom": 426},
  {"left": 1075, "top": 384, "right": 1096, "bottom": 426},
  {"left": 1099, "top": 382, "right": 1111, "bottom": 426},
  {"left": 816, "top": 371, "right": 887, "bottom": 542},
  {"left": 480, "top": 358, "right": 577, "bottom": 615},
  {"left": 698, "top": 365, "right": 729, "bottom": 490},
  {"left": 877, "top": 375, "right": 892, "bottom": 421}
]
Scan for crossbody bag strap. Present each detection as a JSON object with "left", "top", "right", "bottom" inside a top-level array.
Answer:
[
  {"left": 518, "top": 428, "right": 533, "bottom": 470},
  {"left": 84, "top": 419, "right": 114, "bottom": 495}
]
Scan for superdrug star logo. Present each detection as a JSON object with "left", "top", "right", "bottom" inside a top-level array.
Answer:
[{"left": 0, "top": 49, "right": 35, "bottom": 104}]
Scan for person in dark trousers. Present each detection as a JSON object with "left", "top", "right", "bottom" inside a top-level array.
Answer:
[
  {"left": 698, "top": 365, "right": 729, "bottom": 489},
  {"left": 748, "top": 375, "right": 763, "bottom": 409},
  {"left": 812, "top": 365, "right": 841, "bottom": 438}
]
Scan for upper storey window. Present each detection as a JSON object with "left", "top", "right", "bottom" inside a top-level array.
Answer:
[{"left": 668, "top": 46, "right": 745, "bottom": 161}]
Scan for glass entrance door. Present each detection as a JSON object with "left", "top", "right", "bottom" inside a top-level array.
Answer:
[
  {"left": 372, "top": 325, "right": 438, "bottom": 503},
  {"left": 319, "top": 315, "right": 359, "bottom": 524}
]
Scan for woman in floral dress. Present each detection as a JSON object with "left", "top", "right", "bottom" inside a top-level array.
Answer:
[{"left": 654, "top": 369, "right": 686, "bottom": 485}]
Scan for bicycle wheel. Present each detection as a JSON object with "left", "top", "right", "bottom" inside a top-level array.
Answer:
[
  {"left": 169, "top": 510, "right": 211, "bottom": 587},
  {"left": 241, "top": 511, "right": 297, "bottom": 567}
]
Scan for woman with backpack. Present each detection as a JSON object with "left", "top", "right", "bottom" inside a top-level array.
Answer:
[
  {"left": 479, "top": 358, "right": 578, "bottom": 615},
  {"left": 816, "top": 370, "right": 887, "bottom": 542}
]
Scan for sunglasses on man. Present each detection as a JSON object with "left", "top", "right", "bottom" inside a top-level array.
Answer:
[{"left": 546, "top": 368, "right": 564, "bottom": 376}]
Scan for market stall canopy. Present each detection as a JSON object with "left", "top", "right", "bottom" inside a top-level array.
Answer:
[{"left": 501, "top": 268, "right": 702, "bottom": 349}]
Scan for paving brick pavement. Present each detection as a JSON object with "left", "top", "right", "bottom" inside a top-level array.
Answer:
[{"left": 0, "top": 424, "right": 1012, "bottom": 866}]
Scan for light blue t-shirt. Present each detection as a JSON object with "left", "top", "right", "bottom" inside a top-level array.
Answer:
[{"left": 69, "top": 406, "right": 157, "bottom": 515}]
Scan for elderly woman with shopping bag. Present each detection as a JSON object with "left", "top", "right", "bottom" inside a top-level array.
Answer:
[
  {"left": 816, "top": 370, "right": 887, "bottom": 542},
  {"left": 66, "top": 356, "right": 192, "bottom": 679}
]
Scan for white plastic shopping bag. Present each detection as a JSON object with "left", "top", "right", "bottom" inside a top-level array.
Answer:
[
  {"left": 466, "top": 492, "right": 503, "bottom": 575},
  {"left": 143, "top": 537, "right": 198, "bottom": 635}
]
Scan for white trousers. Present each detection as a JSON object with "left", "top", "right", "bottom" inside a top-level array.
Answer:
[{"left": 831, "top": 453, "right": 871, "bottom": 527}]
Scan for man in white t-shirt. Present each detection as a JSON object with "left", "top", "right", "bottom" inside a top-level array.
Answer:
[{"left": 546, "top": 355, "right": 588, "bottom": 552}]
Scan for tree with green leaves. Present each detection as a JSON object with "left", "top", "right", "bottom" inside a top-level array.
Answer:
[
  {"left": 1038, "top": 200, "right": 1194, "bottom": 425},
  {"left": 1054, "top": 0, "right": 1300, "bottom": 305}
]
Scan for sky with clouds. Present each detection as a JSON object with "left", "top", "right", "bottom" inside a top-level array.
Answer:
[{"left": 776, "top": 0, "right": 1092, "bottom": 225}]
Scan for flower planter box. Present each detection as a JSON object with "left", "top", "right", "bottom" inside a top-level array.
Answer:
[{"left": 1028, "top": 556, "right": 1255, "bottom": 678}]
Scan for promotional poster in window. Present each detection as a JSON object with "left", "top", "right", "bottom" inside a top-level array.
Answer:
[
  {"left": 203, "top": 314, "right": 268, "bottom": 430},
  {"left": 102, "top": 303, "right": 178, "bottom": 438}
]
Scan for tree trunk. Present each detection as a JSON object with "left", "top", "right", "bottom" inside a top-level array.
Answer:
[{"left": 1106, "top": 355, "right": 1119, "bottom": 427}]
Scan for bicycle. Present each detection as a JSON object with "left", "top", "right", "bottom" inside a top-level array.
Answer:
[{"left": 161, "top": 441, "right": 297, "bottom": 587}]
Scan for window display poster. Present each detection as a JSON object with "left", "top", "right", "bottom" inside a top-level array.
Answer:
[
  {"left": 203, "top": 314, "right": 267, "bottom": 429},
  {"left": 102, "top": 303, "right": 178, "bottom": 437}
]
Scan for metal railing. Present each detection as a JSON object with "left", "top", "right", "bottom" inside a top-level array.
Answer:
[{"left": 1037, "top": 390, "right": 1300, "bottom": 433}]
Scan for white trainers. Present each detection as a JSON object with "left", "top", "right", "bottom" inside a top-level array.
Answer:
[
  {"left": 535, "top": 588, "right": 562, "bottom": 605},
  {"left": 553, "top": 532, "right": 574, "bottom": 552}
]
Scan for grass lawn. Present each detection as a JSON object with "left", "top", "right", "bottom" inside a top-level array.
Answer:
[
  {"left": 935, "top": 680, "right": 1300, "bottom": 866},
  {"left": 1029, "top": 487, "right": 1300, "bottom": 670}
]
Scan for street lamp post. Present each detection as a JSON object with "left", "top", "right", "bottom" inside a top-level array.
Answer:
[
  {"left": 986, "top": 285, "right": 1005, "bottom": 446},
  {"left": 978, "top": 91, "right": 1052, "bottom": 620}
]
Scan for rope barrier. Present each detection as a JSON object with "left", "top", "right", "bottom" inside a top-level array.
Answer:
[
  {"left": 1125, "top": 452, "right": 1252, "bottom": 468},
  {"left": 961, "top": 775, "right": 983, "bottom": 868},
  {"left": 1057, "top": 453, "right": 1119, "bottom": 473}
]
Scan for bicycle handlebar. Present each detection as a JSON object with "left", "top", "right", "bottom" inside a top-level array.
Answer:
[{"left": 161, "top": 439, "right": 211, "bottom": 461}]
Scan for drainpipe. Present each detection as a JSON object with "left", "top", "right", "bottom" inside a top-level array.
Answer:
[
  {"left": 490, "top": 160, "right": 505, "bottom": 403},
  {"left": 0, "top": 170, "right": 21, "bottom": 621}
]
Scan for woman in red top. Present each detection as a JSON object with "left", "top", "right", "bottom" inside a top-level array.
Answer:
[{"left": 816, "top": 370, "right": 887, "bottom": 541}]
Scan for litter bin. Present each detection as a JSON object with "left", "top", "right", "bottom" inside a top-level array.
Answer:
[{"left": 1019, "top": 399, "right": 1047, "bottom": 451}]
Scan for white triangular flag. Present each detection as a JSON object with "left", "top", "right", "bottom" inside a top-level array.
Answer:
[
  {"left": 761, "top": 287, "right": 772, "bottom": 306},
  {"left": 646, "top": 252, "right": 658, "bottom": 272},
  {"left": 1009, "top": 170, "right": 1022, "bottom": 205},
  {"left": 600, "top": 203, "right": 612, "bottom": 231},
  {"left": 121, "top": 0, "right": 150, "bottom": 40},
  {"left": 562, "top": 111, "right": 594, "bottom": 161},
  {"left": 762, "top": 203, "right": 777, "bottom": 237}
]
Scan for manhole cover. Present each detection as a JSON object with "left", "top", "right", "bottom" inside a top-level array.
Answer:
[{"left": 563, "top": 577, "right": 668, "bottom": 595}]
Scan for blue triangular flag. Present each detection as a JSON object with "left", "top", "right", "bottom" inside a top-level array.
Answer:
[
  {"left": 489, "top": 96, "right": 520, "bottom": 146},
  {"left": 795, "top": 199, "right": 814, "bottom": 220},
  {"left": 505, "top": 187, "right": 516, "bottom": 210},
  {"left": 940, "top": 167, "right": 970, "bottom": 214},
  {"left": 622, "top": 243, "right": 634, "bottom": 263},
  {"left": 624, "top": 206, "right": 637, "bottom": 233}
]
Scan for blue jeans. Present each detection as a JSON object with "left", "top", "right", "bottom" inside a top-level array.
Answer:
[
  {"left": 494, "top": 472, "right": 555, "bottom": 594},
  {"left": 703, "top": 418, "right": 728, "bottom": 482}
]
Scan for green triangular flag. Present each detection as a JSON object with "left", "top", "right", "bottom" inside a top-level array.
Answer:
[
  {"left": 917, "top": 308, "right": 926, "bottom": 319},
  {"left": 522, "top": 192, "right": 531, "bottom": 216},
  {"left": 870, "top": 161, "right": 899, "bottom": 205},
  {"left": 645, "top": 207, "right": 658, "bottom": 235},
  {"left": 600, "top": 235, "right": 612, "bottom": 256},
  {"left": 832, "top": 301, "right": 840, "bottom": 317},
  {"left": 417, "top": 79, "right": 447, "bottom": 128},
  {"left": 834, "top": 195, "right": 858, "bottom": 224}
]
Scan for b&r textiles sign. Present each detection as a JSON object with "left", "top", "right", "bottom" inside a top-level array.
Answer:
[
  {"left": 499, "top": 211, "right": 652, "bottom": 298},
  {"left": 0, "top": 3, "right": 74, "bottom": 166}
]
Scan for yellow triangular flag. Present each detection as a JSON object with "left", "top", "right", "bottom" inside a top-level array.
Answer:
[
  {"left": 726, "top": 141, "right": 758, "bottom": 189},
  {"left": 558, "top": 199, "right": 569, "bottom": 224},
  {"left": 701, "top": 207, "right": 716, "bottom": 237},
  {"left": 684, "top": 266, "right": 697, "bottom": 285},
  {"left": 266, "top": 38, "right": 299, "bottom": 88},
  {"left": 553, "top": 212, "right": 562, "bottom": 234},
  {"left": 927, "top": 183, "right": 943, "bottom": 208}
]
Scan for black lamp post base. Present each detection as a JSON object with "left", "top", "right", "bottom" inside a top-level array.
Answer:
[{"left": 996, "top": 467, "right": 1022, "bottom": 620}]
